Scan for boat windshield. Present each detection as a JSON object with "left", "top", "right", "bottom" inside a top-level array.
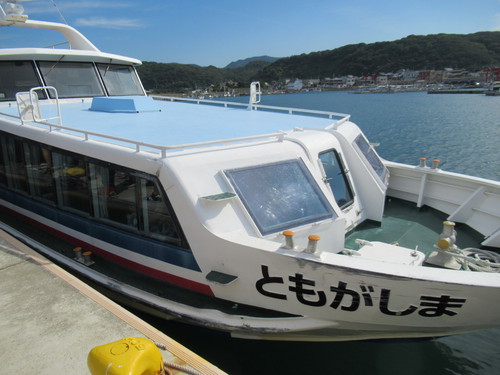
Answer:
[
  {"left": 97, "top": 64, "right": 144, "bottom": 96},
  {"left": 0, "top": 61, "right": 43, "bottom": 100},
  {"left": 353, "top": 134, "right": 388, "bottom": 183},
  {"left": 0, "top": 60, "right": 144, "bottom": 101},
  {"left": 39, "top": 61, "right": 105, "bottom": 98},
  {"left": 225, "top": 159, "right": 336, "bottom": 235}
]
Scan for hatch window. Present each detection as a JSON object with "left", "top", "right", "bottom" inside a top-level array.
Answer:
[
  {"left": 0, "top": 61, "right": 42, "bottom": 101},
  {"left": 225, "top": 159, "right": 336, "bottom": 235},
  {"left": 353, "top": 134, "right": 388, "bottom": 182},
  {"left": 319, "top": 150, "right": 354, "bottom": 209},
  {"left": 38, "top": 61, "right": 104, "bottom": 98},
  {"left": 97, "top": 64, "right": 144, "bottom": 96}
]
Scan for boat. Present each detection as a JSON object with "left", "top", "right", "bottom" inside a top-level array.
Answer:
[
  {"left": 1, "top": 2, "right": 500, "bottom": 342},
  {"left": 485, "top": 81, "right": 500, "bottom": 96}
]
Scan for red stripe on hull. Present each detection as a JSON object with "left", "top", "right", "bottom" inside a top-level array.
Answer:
[{"left": 0, "top": 202, "right": 214, "bottom": 296}]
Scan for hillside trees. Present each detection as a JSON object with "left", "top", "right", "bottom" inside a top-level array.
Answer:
[{"left": 136, "top": 32, "right": 500, "bottom": 92}]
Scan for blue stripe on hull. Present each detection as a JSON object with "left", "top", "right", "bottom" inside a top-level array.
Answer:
[{"left": 0, "top": 188, "right": 201, "bottom": 272}]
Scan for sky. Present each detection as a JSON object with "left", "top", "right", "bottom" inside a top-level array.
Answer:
[{"left": 1, "top": 0, "right": 500, "bottom": 67}]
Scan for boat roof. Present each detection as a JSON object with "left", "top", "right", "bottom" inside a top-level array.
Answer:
[
  {"left": 0, "top": 97, "right": 344, "bottom": 151},
  {"left": 0, "top": 48, "right": 142, "bottom": 65},
  {"left": 0, "top": 19, "right": 141, "bottom": 65}
]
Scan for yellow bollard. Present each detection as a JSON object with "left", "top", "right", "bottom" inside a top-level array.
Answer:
[{"left": 88, "top": 337, "right": 164, "bottom": 375}]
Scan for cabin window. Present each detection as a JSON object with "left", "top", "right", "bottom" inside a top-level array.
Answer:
[
  {"left": 0, "top": 61, "right": 42, "bottom": 101},
  {"left": 0, "top": 135, "right": 8, "bottom": 186},
  {"left": 25, "top": 143, "right": 56, "bottom": 204},
  {"left": 0, "top": 131, "right": 185, "bottom": 248},
  {"left": 89, "top": 163, "right": 138, "bottom": 229},
  {"left": 52, "top": 152, "right": 90, "bottom": 215},
  {"left": 353, "top": 134, "right": 388, "bottom": 183},
  {"left": 139, "top": 177, "right": 180, "bottom": 243},
  {"left": 38, "top": 61, "right": 104, "bottom": 98},
  {"left": 97, "top": 64, "right": 143, "bottom": 96},
  {"left": 225, "top": 159, "right": 335, "bottom": 235},
  {"left": 2, "top": 137, "right": 30, "bottom": 194},
  {"left": 319, "top": 150, "right": 354, "bottom": 209}
]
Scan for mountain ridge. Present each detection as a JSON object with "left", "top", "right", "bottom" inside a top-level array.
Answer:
[
  {"left": 225, "top": 56, "right": 279, "bottom": 69},
  {"left": 257, "top": 31, "right": 500, "bottom": 80},
  {"left": 136, "top": 31, "right": 500, "bottom": 92}
]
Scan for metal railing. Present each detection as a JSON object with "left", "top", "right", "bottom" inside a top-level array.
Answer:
[
  {"left": 0, "top": 94, "right": 351, "bottom": 158},
  {"left": 151, "top": 94, "right": 351, "bottom": 123}
]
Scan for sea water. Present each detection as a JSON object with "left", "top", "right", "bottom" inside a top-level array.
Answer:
[
  {"left": 247, "top": 91, "right": 500, "bottom": 180},
  {"left": 147, "top": 91, "right": 500, "bottom": 375}
]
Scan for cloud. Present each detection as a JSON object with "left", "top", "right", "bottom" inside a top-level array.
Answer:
[
  {"left": 75, "top": 16, "right": 143, "bottom": 29},
  {"left": 27, "top": 1, "right": 133, "bottom": 15}
]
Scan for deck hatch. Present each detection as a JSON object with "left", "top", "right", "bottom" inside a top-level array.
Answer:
[
  {"left": 225, "top": 159, "right": 336, "bottom": 235},
  {"left": 89, "top": 96, "right": 160, "bottom": 113}
]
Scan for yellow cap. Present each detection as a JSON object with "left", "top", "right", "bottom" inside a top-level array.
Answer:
[
  {"left": 88, "top": 337, "right": 164, "bottom": 375},
  {"left": 437, "top": 238, "right": 451, "bottom": 250}
]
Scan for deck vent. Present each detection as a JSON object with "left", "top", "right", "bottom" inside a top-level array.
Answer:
[{"left": 89, "top": 96, "right": 160, "bottom": 113}]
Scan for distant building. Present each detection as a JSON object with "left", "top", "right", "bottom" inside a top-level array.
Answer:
[
  {"left": 322, "top": 77, "right": 343, "bottom": 87},
  {"left": 322, "top": 76, "right": 356, "bottom": 88},
  {"left": 481, "top": 68, "right": 500, "bottom": 82},
  {"left": 376, "top": 74, "right": 389, "bottom": 85},
  {"left": 361, "top": 74, "right": 376, "bottom": 85},
  {"left": 287, "top": 79, "right": 303, "bottom": 91},
  {"left": 303, "top": 78, "right": 320, "bottom": 87},
  {"left": 402, "top": 70, "right": 419, "bottom": 82},
  {"left": 441, "top": 69, "right": 477, "bottom": 83},
  {"left": 344, "top": 75, "right": 356, "bottom": 87}
]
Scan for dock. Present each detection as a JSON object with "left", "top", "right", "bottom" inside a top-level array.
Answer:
[
  {"left": 427, "top": 88, "right": 485, "bottom": 94},
  {"left": 0, "top": 228, "right": 226, "bottom": 375}
]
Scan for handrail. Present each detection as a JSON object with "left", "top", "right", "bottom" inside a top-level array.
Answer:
[
  {"left": 0, "top": 108, "right": 287, "bottom": 158},
  {"left": 1, "top": 94, "right": 351, "bottom": 158},
  {"left": 151, "top": 95, "right": 351, "bottom": 122}
]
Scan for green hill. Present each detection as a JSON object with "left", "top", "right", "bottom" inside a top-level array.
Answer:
[
  {"left": 257, "top": 32, "right": 500, "bottom": 80},
  {"left": 137, "top": 60, "right": 272, "bottom": 93},
  {"left": 225, "top": 56, "right": 279, "bottom": 69},
  {"left": 136, "top": 32, "right": 500, "bottom": 92}
]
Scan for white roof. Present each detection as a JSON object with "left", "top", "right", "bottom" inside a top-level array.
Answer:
[{"left": 0, "top": 47, "right": 142, "bottom": 65}]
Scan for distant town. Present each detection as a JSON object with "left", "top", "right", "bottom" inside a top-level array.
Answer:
[
  {"left": 278, "top": 67, "right": 500, "bottom": 92},
  {"left": 187, "top": 67, "right": 500, "bottom": 98}
]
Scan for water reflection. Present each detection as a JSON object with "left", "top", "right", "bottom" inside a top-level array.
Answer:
[{"left": 136, "top": 310, "right": 500, "bottom": 375}]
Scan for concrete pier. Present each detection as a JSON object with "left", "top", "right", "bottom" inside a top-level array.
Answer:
[{"left": 0, "top": 229, "right": 225, "bottom": 375}]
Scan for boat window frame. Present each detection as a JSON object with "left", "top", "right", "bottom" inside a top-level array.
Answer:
[
  {"left": 225, "top": 159, "right": 336, "bottom": 236},
  {"left": 352, "top": 134, "right": 388, "bottom": 185},
  {"left": 0, "top": 60, "right": 44, "bottom": 101},
  {"left": 96, "top": 63, "right": 145, "bottom": 96},
  {"left": 318, "top": 149, "right": 355, "bottom": 210},
  {"left": 1, "top": 59, "right": 145, "bottom": 100},
  {"left": 37, "top": 60, "right": 106, "bottom": 98}
]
